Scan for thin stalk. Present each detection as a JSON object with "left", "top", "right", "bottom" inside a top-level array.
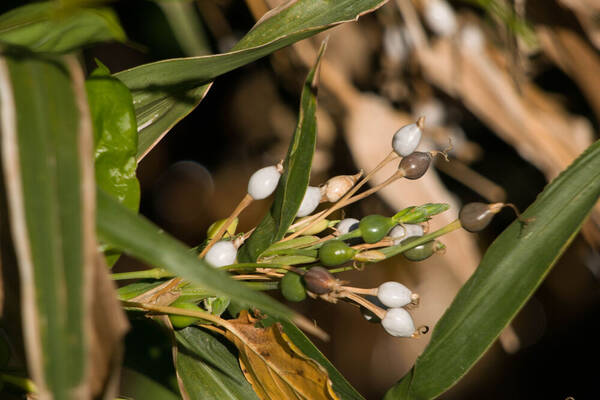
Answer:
[
  {"left": 342, "top": 292, "right": 386, "bottom": 320},
  {"left": 200, "top": 193, "right": 253, "bottom": 258},
  {"left": 0, "top": 373, "right": 37, "bottom": 393},
  {"left": 381, "top": 219, "right": 462, "bottom": 259},
  {"left": 219, "top": 262, "right": 287, "bottom": 271},
  {"left": 343, "top": 170, "right": 404, "bottom": 206},
  {"left": 231, "top": 274, "right": 274, "bottom": 281},
  {"left": 342, "top": 286, "right": 378, "bottom": 296},
  {"left": 124, "top": 300, "right": 329, "bottom": 341},
  {"left": 111, "top": 268, "right": 174, "bottom": 281},
  {"left": 284, "top": 151, "right": 398, "bottom": 241}
]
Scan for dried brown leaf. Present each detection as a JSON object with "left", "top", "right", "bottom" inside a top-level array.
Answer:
[{"left": 225, "top": 311, "right": 339, "bottom": 400}]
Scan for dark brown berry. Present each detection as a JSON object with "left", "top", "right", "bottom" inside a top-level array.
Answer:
[
  {"left": 304, "top": 267, "right": 337, "bottom": 294},
  {"left": 459, "top": 202, "right": 495, "bottom": 232},
  {"left": 398, "top": 152, "right": 432, "bottom": 180}
]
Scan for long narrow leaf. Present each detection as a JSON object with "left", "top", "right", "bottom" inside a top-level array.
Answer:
[
  {"left": 238, "top": 41, "right": 324, "bottom": 262},
  {"left": 385, "top": 139, "right": 600, "bottom": 399},
  {"left": 0, "top": 2, "right": 126, "bottom": 53},
  {"left": 96, "top": 189, "right": 293, "bottom": 322},
  {"left": 0, "top": 50, "right": 95, "bottom": 398},
  {"left": 175, "top": 327, "right": 259, "bottom": 400},
  {"left": 115, "top": 0, "right": 388, "bottom": 160}
]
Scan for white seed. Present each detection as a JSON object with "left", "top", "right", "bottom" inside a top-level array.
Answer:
[
  {"left": 296, "top": 186, "right": 321, "bottom": 217},
  {"left": 424, "top": 0, "right": 458, "bottom": 37},
  {"left": 392, "top": 123, "right": 422, "bottom": 156},
  {"left": 389, "top": 224, "right": 424, "bottom": 244},
  {"left": 320, "top": 174, "right": 360, "bottom": 203},
  {"left": 336, "top": 218, "right": 360, "bottom": 234},
  {"left": 247, "top": 165, "right": 281, "bottom": 200},
  {"left": 382, "top": 308, "right": 416, "bottom": 337},
  {"left": 204, "top": 241, "right": 237, "bottom": 268},
  {"left": 377, "top": 281, "right": 413, "bottom": 308}
]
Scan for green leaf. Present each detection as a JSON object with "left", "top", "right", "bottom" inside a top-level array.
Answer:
[
  {"left": 86, "top": 60, "right": 140, "bottom": 212},
  {"left": 237, "top": 42, "right": 324, "bottom": 262},
  {"left": 155, "top": 0, "right": 211, "bottom": 56},
  {"left": 120, "top": 368, "right": 180, "bottom": 400},
  {"left": 263, "top": 318, "right": 365, "bottom": 400},
  {"left": 0, "top": 51, "right": 94, "bottom": 398},
  {"left": 175, "top": 327, "right": 259, "bottom": 400},
  {"left": 86, "top": 59, "right": 140, "bottom": 266},
  {"left": 114, "top": 0, "right": 388, "bottom": 160},
  {"left": 0, "top": 2, "right": 126, "bottom": 53},
  {"left": 385, "top": 139, "right": 600, "bottom": 399},
  {"left": 96, "top": 188, "right": 294, "bottom": 320}
]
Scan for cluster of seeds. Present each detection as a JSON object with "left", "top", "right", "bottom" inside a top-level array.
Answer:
[{"left": 158, "top": 118, "right": 521, "bottom": 337}]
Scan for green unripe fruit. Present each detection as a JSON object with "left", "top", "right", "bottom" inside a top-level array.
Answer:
[
  {"left": 319, "top": 240, "right": 358, "bottom": 266},
  {"left": 280, "top": 272, "right": 307, "bottom": 302},
  {"left": 359, "top": 215, "right": 395, "bottom": 244},
  {"left": 402, "top": 237, "right": 434, "bottom": 261},
  {"left": 169, "top": 301, "right": 204, "bottom": 329}
]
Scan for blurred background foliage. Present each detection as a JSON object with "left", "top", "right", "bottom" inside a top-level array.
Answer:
[{"left": 2, "top": 0, "right": 599, "bottom": 399}]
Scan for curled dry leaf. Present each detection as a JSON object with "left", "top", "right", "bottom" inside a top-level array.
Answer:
[{"left": 224, "top": 310, "right": 339, "bottom": 400}]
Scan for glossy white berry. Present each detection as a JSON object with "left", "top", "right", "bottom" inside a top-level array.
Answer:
[
  {"left": 336, "top": 218, "right": 360, "bottom": 234},
  {"left": 390, "top": 224, "right": 424, "bottom": 244},
  {"left": 382, "top": 308, "right": 416, "bottom": 337},
  {"left": 296, "top": 186, "right": 321, "bottom": 217},
  {"left": 392, "top": 123, "right": 422, "bottom": 156},
  {"left": 377, "top": 281, "right": 413, "bottom": 308},
  {"left": 204, "top": 240, "right": 237, "bottom": 267},
  {"left": 424, "top": 0, "right": 457, "bottom": 37},
  {"left": 247, "top": 166, "right": 281, "bottom": 200}
]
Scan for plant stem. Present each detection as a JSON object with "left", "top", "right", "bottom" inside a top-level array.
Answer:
[
  {"left": 200, "top": 193, "right": 253, "bottom": 258},
  {"left": 284, "top": 151, "right": 398, "bottom": 240},
  {"left": 380, "top": 219, "right": 462, "bottom": 258},
  {"left": 342, "top": 292, "right": 386, "bottom": 319},
  {"left": 0, "top": 372, "right": 37, "bottom": 393},
  {"left": 111, "top": 268, "right": 174, "bottom": 281}
]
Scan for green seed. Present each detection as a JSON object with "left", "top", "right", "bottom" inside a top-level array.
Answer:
[
  {"left": 319, "top": 240, "right": 358, "bottom": 266},
  {"left": 280, "top": 272, "right": 307, "bottom": 302},
  {"left": 169, "top": 301, "right": 204, "bottom": 329},
  {"left": 359, "top": 215, "right": 394, "bottom": 243},
  {"left": 402, "top": 236, "right": 435, "bottom": 261}
]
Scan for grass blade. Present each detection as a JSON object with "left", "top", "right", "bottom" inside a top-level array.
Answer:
[{"left": 385, "top": 139, "right": 600, "bottom": 399}]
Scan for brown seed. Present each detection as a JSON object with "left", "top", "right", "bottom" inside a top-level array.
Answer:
[
  {"left": 398, "top": 152, "right": 432, "bottom": 180},
  {"left": 304, "top": 266, "right": 337, "bottom": 294},
  {"left": 459, "top": 202, "right": 495, "bottom": 232}
]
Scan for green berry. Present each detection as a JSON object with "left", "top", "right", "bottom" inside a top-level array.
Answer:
[
  {"left": 359, "top": 215, "right": 394, "bottom": 244},
  {"left": 280, "top": 272, "right": 307, "bottom": 302},
  {"left": 319, "top": 240, "right": 357, "bottom": 266},
  {"left": 402, "top": 237, "right": 434, "bottom": 261},
  {"left": 169, "top": 301, "right": 204, "bottom": 329}
]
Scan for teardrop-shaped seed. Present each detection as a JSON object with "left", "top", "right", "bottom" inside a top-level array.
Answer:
[
  {"left": 459, "top": 202, "right": 495, "bottom": 232},
  {"left": 398, "top": 152, "right": 432, "bottom": 180}
]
